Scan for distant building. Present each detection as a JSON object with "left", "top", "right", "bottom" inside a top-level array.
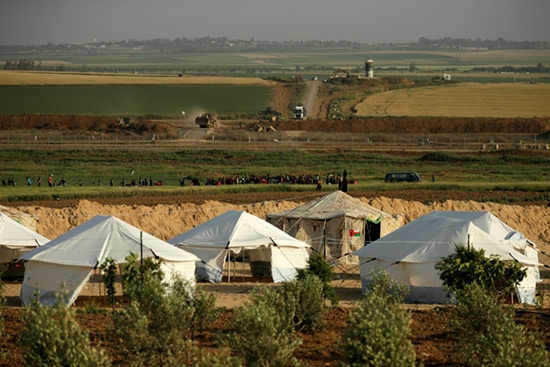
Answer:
[{"left": 365, "top": 59, "right": 374, "bottom": 78}]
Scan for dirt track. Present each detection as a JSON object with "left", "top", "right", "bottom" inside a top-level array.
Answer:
[{"left": 274, "top": 116, "right": 550, "bottom": 134}]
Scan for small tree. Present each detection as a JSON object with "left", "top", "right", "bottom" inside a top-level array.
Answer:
[
  {"left": 297, "top": 253, "right": 338, "bottom": 306},
  {"left": 451, "top": 282, "right": 550, "bottom": 367},
  {"left": 100, "top": 257, "right": 117, "bottom": 308},
  {"left": 226, "top": 298, "right": 302, "bottom": 367},
  {"left": 340, "top": 271, "right": 415, "bottom": 367},
  {"left": 435, "top": 245, "right": 526, "bottom": 296},
  {"left": 250, "top": 274, "right": 328, "bottom": 332},
  {"left": 114, "top": 260, "right": 219, "bottom": 366},
  {"left": 20, "top": 296, "right": 111, "bottom": 367},
  {"left": 0, "top": 264, "right": 7, "bottom": 358}
]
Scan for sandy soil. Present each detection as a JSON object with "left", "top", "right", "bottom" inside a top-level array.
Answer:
[
  {"left": 1, "top": 293, "right": 549, "bottom": 367},
  {"left": 3, "top": 193, "right": 550, "bottom": 366},
  {"left": 9, "top": 194, "right": 550, "bottom": 258}
]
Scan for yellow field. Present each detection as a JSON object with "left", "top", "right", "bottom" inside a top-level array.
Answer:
[
  {"left": 354, "top": 83, "right": 550, "bottom": 118},
  {"left": 0, "top": 70, "right": 275, "bottom": 86}
]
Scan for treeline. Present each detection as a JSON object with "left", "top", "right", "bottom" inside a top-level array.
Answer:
[
  {"left": 2, "top": 36, "right": 549, "bottom": 55},
  {"left": 471, "top": 63, "right": 549, "bottom": 73},
  {"left": 412, "top": 37, "right": 550, "bottom": 50},
  {"left": 0, "top": 37, "right": 364, "bottom": 55}
]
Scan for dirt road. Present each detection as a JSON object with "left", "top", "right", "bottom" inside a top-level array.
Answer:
[{"left": 302, "top": 80, "right": 321, "bottom": 118}]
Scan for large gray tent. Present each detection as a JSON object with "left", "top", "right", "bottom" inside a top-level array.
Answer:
[{"left": 266, "top": 191, "right": 404, "bottom": 263}]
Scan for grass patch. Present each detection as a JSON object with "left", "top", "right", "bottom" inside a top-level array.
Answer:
[
  {"left": 2, "top": 148, "right": 550, "bottom": 202},
  {"left": 0, "top": 85, "right": 272, "bottom": 116}
]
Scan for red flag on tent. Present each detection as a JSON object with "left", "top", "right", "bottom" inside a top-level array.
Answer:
[{"left": 349, "top": 229, "right": 361, "bottom": 237}]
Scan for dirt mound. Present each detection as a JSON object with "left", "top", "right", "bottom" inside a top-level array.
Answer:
[
  {"left": 0, "top": 114, "right": 174, "bottom": 136},
  {"left": 274, "top": 117, "right": 550, "bottom": 134},
  {"left": 16, "top": 197, "right": 550, "bottom": 262}
]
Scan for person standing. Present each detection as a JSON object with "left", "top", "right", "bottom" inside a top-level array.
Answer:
[
  {"left": 342, "top": 169, "right": 348, "bottom": 193},
  {"left": 48, "top": 174, "right": 53, "bottom": 187}
]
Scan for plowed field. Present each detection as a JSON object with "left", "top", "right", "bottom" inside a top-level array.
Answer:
[{"left": 1, "top": 306, "right": 549, "bottom": 367}]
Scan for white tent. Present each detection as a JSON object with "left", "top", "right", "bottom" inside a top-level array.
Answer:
[
  {"left": 0, "top": 205, "right": 38, "bottom": 232},
  {"left": 267, "top": 190, "right": 404, "bottom": 263},
  {"left": 353, "top": 211, "right": 540, "bottom": 304},
  {"left": 20, "top": 215, "right": 199, "bottom": 306},
  {"left": 168, "top": 210, "right": 310, "bottom": 283},
  {"left": 0, "top": 212, "right": 49, "bottom": 263}
]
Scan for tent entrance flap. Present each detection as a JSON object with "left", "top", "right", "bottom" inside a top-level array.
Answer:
[{"left": 364, "top": 220, "right": 381, "bottom": 245}]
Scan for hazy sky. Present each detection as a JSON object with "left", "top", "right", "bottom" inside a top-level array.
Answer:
[{"left": 1, "top": 0, "right": 549, "bottom": 45}]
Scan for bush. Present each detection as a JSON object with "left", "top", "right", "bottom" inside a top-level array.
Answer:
[
  {"left": 181, "top": 341, "right": 242, "bottom": 367},
  {"left": 100, "top": 257, "right": 117, "bottom": 308},
  {"left": 20, "top": 298, "right": 110, "bottom": 367},
  {"left": 0, "top": 264, "right": 7, "bottom": 358},
  {"left": 297, "top": 253, "right": 338, "bottom": 306},
  {"left": 250, "top": 274, "right": 328, "bottom": 332},
  {"left": 226, "top": 299, "right": 302, "bottom": 367},
  {"left": 340, "top": 271, "right": 415, "bottom": 367},
  {"left": 114, "top": 265, "right": 219, "bottom": 366},
  {"left": 451, "top": 282, "right": 550, "bottom": 367},
  {"left": 419, "top": 151, "right": 459, "bottom": 162},
  {"left": 435, "top": 245, "right": 526, "bottom": 296}
]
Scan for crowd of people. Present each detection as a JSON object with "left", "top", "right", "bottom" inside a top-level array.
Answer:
[
  {"left": 2, "top": 172, "right": 351, "bottom": 190},
  {"left": 2, "top": 175, "right": 66, "bottom": 187}
]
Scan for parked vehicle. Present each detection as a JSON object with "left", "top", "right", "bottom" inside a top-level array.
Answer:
[
  {"left": 384, "top": 172, "right": 421, "bottom": 183},
  {"left": 294, "top": 104, "right": 305, "bottom": 119}
]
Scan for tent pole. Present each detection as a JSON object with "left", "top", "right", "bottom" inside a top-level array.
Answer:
[
  {"left": 140, "top": 231, "right": 143, "bottom": 267},
  {"left": 227, "top": 251, "right": 231, "bottom": 283},
  {"left": 140, "top": 231, "right": 143, "bottom": 288},
  {"left": 324, "top": 220, "right": 328, "bottom": 260}
]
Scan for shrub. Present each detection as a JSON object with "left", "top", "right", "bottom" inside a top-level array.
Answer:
[
  {"left": 100, "top": 257, "right": 117, "bottom": 308},
  {"left": 419, "top": 151, "right": 459, "bottom": 162},
  {"left": 340, "top": 271, "right": 415, "bottom": 367},
  {"left": 121, "top": 252, "right": 164, "bottom": 300},
  {"left": 281, "top": 274, "right": 328, "bottom": 331},
  {"left": 451, "top": 282, "right": 550, "bottom": 367},
  {"left": 181, "top": 341, "right": 242, "bottom": 367},
  {"left": 20, "top": 297, "right": 111, "bottom": 367},
  {"left": 435, "top": 245, "right": 526, "bottom": 296},
  {"left": 226, "top": 299, "right": 302, "bottom": 367},
  {"left": 0, "top": 264, "right": 7, "bottom": 358},
  {"left": 297, "top": 253, "right": 338, "bottom": 306},
  {"left": 114, "top": 266, "right": 219, "bottom": 366},
  {"left": 250, "top": 274, "right": 328, "bottom": 332}
]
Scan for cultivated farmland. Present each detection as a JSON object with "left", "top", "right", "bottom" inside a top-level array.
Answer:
[
  {"left": 0, "top": 70, "right": 274, "bottom": 86},
  {"left": 0, "top": 85, "right": 272, "bottom": 116},
  {"left": 354, "top": 83, "right": 550, "bottom": 118}
]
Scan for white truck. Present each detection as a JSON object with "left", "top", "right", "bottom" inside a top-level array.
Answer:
[{"left": 294, "top": 104, "right": 305, "bottom": 120}]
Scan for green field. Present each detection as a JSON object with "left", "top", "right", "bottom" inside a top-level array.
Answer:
[
  {"left": 1, "top": 148, "right": 550, "bottom": 202},
  {"left": 3, "top": 48, "right": 550, "bottom": 77},
  {"left": 0, "top": 85, "right": 272, "bottom": 116}
]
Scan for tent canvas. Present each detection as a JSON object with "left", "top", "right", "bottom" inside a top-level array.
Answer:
[
  {"left": 267, "top": 190, "right": 404, "bottom": 263},
  {"left": 20, "top": 215, "right": 199, "bottom": 306},
  {"left": 168, "top": 210, "right": 310, "bottom": 283},
  {"left": 0, "top": 212, "right": 49, "bottom": 263},
  {"left": 352, "top": 211, "right": 540, "bottom": 304}
]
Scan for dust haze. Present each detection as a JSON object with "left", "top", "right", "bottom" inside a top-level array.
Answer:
[{"left": 1, "top": 0, "right": 549, "bottom": 45}]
